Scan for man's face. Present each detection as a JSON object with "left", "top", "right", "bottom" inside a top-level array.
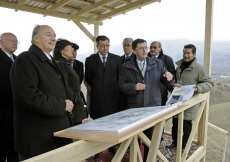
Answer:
[
  {"left": 71, "top": 50, "right": 77, "bottom": 60},
  {"left": 0, "top": 33, "right": 18, "bottom": 54},
  {"left": 183, "top": 48, "right": 196, "bottom": 62},
  {"left": 35, "top": 25, "right": 56, "bottom": 54},
  {"left": 150, "top": 42, "right": 161, "bottom": 56},
  {"left": 97, "top": 40, "right": 110, "bottom": 55},
  {"left": 133, "top": 42, "right": 148, "bottom": 61},
  {"left": 123, "top": 41, "right": 132, "bottom": 55}
]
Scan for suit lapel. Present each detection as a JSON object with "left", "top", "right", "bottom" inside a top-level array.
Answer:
[
  {"left": 95, "top": 53, "right": 104, "bottom": 69},
  {"left": 0, "top": 49, "right": 13, "bottom": 65}
]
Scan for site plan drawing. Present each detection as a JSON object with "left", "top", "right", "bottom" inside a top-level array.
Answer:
[
  {"left": 68, "top": 105, "right": 177, "bottom": 133},
  {"left": 166, "top": 84, "right": 195, "bottom": 105}
]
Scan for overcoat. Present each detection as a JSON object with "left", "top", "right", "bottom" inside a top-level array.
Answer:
[
  {"left": 85, "top": 53, "right": 121, "bottom": 119},
  {"left": 174, "top": 58, "right": 214, "bottom": 120},
  {"left": 0, "top": 48, "right": 16, "bottom": 143},
  {"left": 10, "top": 44, "right": 72, "bottom": 156},
  {"left": 119, "top": 56, "right": 174, "bottom": 108},
  {"left": 56, "top": 57, "right": 86, "bottom": 124},
  {"left": 72, "top": 59, "right": 87, "bottom": 105}
]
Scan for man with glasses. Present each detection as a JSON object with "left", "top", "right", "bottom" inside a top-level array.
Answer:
[
  {"left": 148, "top": 41, "right": 175, "bottom": 105},
  {"left": 0, "top": 32, "right": 19, "bottom": 162},
  {"left": 120, "top": 38, "right": 135, "bottom": 110},
  {"left": 85, "top": 35, "right": 121, "bottom": 159},
  {"left": 119, "top": 38, "right": 174, "bottom": 162}
]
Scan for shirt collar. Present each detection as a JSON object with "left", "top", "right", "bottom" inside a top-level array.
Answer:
[
  {"left": 2, "top": 49, "right": 13, "bottom": 58},
  {"left": 43, "top": 51, "right": 52, "bottom": 61}
]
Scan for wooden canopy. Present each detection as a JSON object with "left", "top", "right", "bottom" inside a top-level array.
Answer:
[{"left": 0, "top": 0, "right": 160, "bottom": 25}]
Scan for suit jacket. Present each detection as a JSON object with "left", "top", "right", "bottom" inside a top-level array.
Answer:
[
  {"left": 148, "top": 51, "right": 176, "bottom": 98},
  {"left": 72, "top": 60, "right": 87, "bottom": 105},
  {"left": 0, "top": 48, "right": 16, "bottom": 143},
  {"left": 119, "top": 53, "right": 135, "bottom": 110},
  {"left": 120, "top": 53, "right": 135, "bottom": 64},
  {"left": 10, "top": 44, "right": 72, "bottom": 156},
  {"left": 85, "top": 52, "right": 121, "bottom": 119},
  {"left": 73, "top": 60, "right": 84, "bottom": 84}
]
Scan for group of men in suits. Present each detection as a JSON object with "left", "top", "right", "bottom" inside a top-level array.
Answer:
[{"left": 2, "top": 27, "right": 211, "bottom": 162}]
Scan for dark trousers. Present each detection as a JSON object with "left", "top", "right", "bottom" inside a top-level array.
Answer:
[
  {"left": 161, "top": 96, "right": 168, "bottom": 106},
  {"left": 171, "top": 117, "right": 192, "bottom": 147},
  {"left": 143, "top": 126, "right": 154, "bottom": 162},
  {"left": 0, "top": 140, "right": 19, "bottom": 162},
  {"left": 18, "top": 154, "right": 34, "bottom": 162}
]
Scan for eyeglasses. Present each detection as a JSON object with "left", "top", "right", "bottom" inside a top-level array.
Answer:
[
  {"left": 123, "top": 44, "right": 131, "bottom": 47},
  {"left": 135, "top": 47, "right": 149, "bottom": 51},
  {"left": 98, "top": 45, "right": 110, "bottom": 48},
  {"left": 150, "top": 46, "right": 159, "bottom": 49},
  {"left": 2, "top": 39, "right": 20, "bottom": 44}
]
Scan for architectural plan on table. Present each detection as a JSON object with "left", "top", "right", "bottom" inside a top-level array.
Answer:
[{"left": 68, "top": 105, "right": 177, "bottom": 133}]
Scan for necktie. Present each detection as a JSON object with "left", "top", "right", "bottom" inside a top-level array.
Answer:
[
  {"left": 140, "top": 62, "right": 145, "bottom": 77},
  {"left": 102, "top": 56, "right": 106, "bottom": 67},
  {"left": 71, "top": 61, "right": 74, "bottom": 68},
  {"left": 125, "top": 55, "right": 129, "bottom": 60},
  {"left": 10, "top": 55, "right": 14, "bottom": 62},
  {"left": 154, "top": 56, "right": 156, "bottom": 59}
]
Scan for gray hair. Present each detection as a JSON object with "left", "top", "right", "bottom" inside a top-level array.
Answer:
[
  {"left": 122, "top": 38, "right": 133, "bottom": 45},
  {"left": 31, "top": 24, "right": 41, "bottom": 44},
  {"left": 151, "top": 41, "right": 162, "bottom": 48}
]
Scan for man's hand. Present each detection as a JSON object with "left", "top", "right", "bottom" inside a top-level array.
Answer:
[
  {"left": 65, "top": 99, "right": 74, "bottom": 112},
  {"left": 194, "top": 86, "right": 198, "bottom": 93},
  {"left": 173, "top": 83, "right": 182, "bottom": 88},
  {"left": 163, "top": 72, "right": 173, "bottom": 81},
  {"left": 135, "top": 83, "right": 146, "bottom": 91}
]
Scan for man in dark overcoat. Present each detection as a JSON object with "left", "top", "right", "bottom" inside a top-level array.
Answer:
[
  {"left": 119, "top": 38, "right": 135, "bottom": 110},
  {"left": 119, "top": 38, "right": 174, "bottom": 162},
  {"left": 0, "top": 32, "right": 19, "bottom": 162},
  {"left": 148, "top": 41, "right": 176, "bottom": 105},
  {"left": 85, "top": 35, "right": 121, "bottom": 159},
  {"left": 10, "top": 25, "right": 74, "bottom": 161},
  {"left": 85, "top": 35, "right": 121, "bottom": 120}
]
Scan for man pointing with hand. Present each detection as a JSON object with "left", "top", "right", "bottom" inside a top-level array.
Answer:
[{"left": 119, "top": 38, "right": 174, "bottom": 162}]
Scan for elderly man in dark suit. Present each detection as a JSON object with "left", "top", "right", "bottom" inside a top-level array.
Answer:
[
  {"left": 85, "top": 35, "right": 121, "bottom": 159},
  {"left": 10, "top": 25, "right": 74, "bottom": 161},
  {"left": 0, "top": 32, "right": 19, "bottom": 162},
  {"left": 119, "top": 38, "right": 135, "bottom": 110},
  {"left": 148, "top": 41, "right": 176, "bottom": 106}
]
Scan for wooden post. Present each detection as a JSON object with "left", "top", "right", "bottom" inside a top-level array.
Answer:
[{"left": 94, "top": 24, "right": 99, "bottom": 53}]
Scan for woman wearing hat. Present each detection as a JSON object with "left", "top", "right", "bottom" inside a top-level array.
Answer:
[{"left": 53, "top": 39, "right": 86, "bottom": 125}]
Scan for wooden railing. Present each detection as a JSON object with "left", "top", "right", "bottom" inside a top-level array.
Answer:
[{"left": 23, "top": 93, "right": 210, "bottom": 162}]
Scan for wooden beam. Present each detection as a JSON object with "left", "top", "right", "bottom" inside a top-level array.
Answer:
[
  {"left": 96, "top": 0, "right": 159, "bottom": 21},
  {"left": 73, "top": 21, "right": 94, "bottom": 42},
  {"left": 208, "top": 123, "right": 229, "bottom": 135},
  {"left": 49, "top": 0, "right": 72, "bottom": 11},
  {"left": 0, "top": 1, "right": 103, "bottom": 25},
  {"left": 204, "top": 0, "right": 213, "bottom": 74},
  {"left": 176, "top": 111, "right": 184, "bottom": 162},
  {"left": 74, "top": 0, "right": 111, "bottom": 16},
  {"left": 130, "top": 135, "right": 138, "bottom": 162},
  {"left": 94, "top": 24, "right": 99, "bottom": 53},
  {"left": 17, "top": 0, "right": 27, "bottom": 5},
  {"left": 146, "top": 120, "right": 165, "bottom": 162},
  {"left": 23, "top": 140, "right": 116, "bottom": 162}
]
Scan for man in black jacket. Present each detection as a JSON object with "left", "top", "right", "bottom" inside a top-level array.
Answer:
[
  {"left": 119, "top": 38, "right": 135, "bottom": 110},
  {"left": 148, "top": 41, "right": 176, "bottom": 105},
  {"left": 10, "top": 25, "right": 74, "bottom": 161},
  {"left": 0, "top": 32, "right": 19, "bottom": 162},
  {"left": 120, "top": 38, "right": 174, "bottom": 162}
]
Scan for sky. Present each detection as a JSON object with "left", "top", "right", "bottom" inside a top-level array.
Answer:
[{"left": 0, "top": 0, "right": 229, "bottom": 56}]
